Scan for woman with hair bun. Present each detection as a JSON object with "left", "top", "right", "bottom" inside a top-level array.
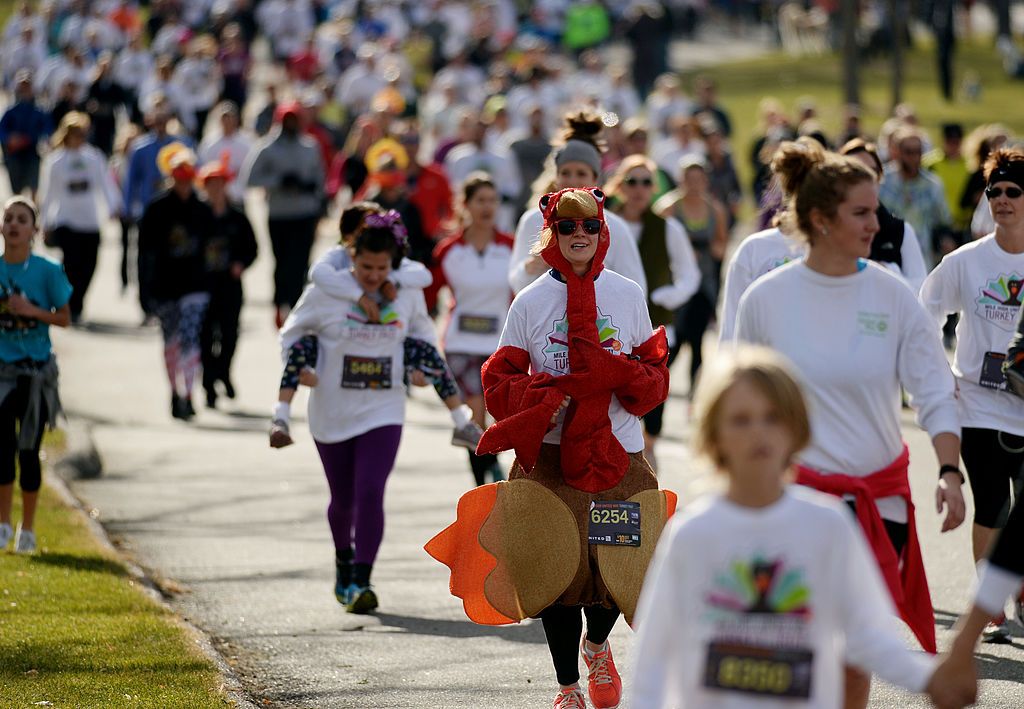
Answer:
[
  {"left": 508, "top": 111, "right": 646, "bottom": 295},
  {"left": 734, "top": 139, "right": 965, "bottom": 707},
  {"left": 428, "top": 187, "right": 676, "bottom": 709},
  {"left": 921, "top": 146, "right": 1024, "bottom": 643}
]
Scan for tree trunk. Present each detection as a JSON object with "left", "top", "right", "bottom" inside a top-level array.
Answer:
[
  {"left": 842, "top": 0, "right": 860, "bottom": 106},
  {"left": 890, "top": 0, "right": 904, "bottom": 110}
]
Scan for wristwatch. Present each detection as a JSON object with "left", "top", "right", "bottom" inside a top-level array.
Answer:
[{"left": 939, "top": 464, "right": 966, "bottom": 484}]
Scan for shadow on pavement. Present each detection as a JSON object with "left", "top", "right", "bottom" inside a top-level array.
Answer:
[
  {"left": 372, "top": 612, "right": 546, "bottom": 643},
  {"left": 31, "top": 551, "right": 129, "bottom": 578},
  {"left": 976, "top": 648, "right": 1024, "bottom": 682},
  {"left": 934, "top": 607, "right": 960, "bottom": 630},
  {"left": 75, "top": 320, "right": 156, "bottom": 338}
]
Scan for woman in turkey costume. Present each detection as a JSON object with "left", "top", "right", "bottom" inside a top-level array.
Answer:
[{"left": 426, "top": 188, "right": 677, "bottom": 709}]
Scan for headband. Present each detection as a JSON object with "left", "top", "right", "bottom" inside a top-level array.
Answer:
[
  {"left": 553, "top": 139, "right": 601, "bottom": 176},
  {"left": 988, "top": 162, "right": 1024, "bottom": 191},
  {"left": 362, "top": 210, "right": 408, "bottom": 250}
]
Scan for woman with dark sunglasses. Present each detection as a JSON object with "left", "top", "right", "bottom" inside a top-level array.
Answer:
[
  {"left": 605, "top": 155, "right": 700, "bottom": 468},
  {"left": 428, "top": 188, "right": 675, "bottom": 709},
  {"left": 920, "top": 147, "right": 1024, "bottom": 643}
]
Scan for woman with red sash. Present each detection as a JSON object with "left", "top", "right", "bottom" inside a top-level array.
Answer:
[
  {"left": 426, "top": 188, "right": 676, "bottom": 709},
  {"left": 733, "top": 139, "right": 966, "bottom": 708}
]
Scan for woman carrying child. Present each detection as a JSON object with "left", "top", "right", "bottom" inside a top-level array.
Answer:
[{"left": 277, "top": 211, "right": 434, "bottom": 613}]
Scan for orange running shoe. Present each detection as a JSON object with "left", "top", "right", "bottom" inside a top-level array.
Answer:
[
  {"left": 581, "top": 639, "right": 621, "bottom": 709},
  {"left": 553, "top": 686, "right": 587, "bottom": 709}
]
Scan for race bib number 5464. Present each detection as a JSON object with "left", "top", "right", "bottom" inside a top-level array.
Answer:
[{"left": 341, "top": 356, "right": 392, "bottom": 390}]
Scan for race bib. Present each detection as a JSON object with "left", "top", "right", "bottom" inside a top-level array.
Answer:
[
  {"left": 703, "top": 640, "right": 813, "bottom": 699},
  {"left": 341, "top": 355, "right": 392, "bottom": 390},
  {"left": 458, "top": 314, "right": 499, "bottom": 335},
  {"left": 587, "top": 500, "right": 640, "bottom": 547},
  {"left": 980, "top": 351, "right": 1008, "bottom": 391}
]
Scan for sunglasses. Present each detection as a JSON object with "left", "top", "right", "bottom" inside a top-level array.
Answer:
[
  {"left": 554, "top": 218, "right": 602, "bottom": 236},
  {"left": 986, "top": 186, "right": 1024, "bottom": 200},
  {"left": 624, "top": 177, "right": 653, "bottom": 187}
]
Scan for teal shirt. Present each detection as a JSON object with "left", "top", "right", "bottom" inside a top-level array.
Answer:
[{"left": 0, "top": 254, "right": 72, "bottom": 363}]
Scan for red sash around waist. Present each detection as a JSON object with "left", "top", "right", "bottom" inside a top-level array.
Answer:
[{"left": 795, "top": 445, "right": 936, "bottom": 653}]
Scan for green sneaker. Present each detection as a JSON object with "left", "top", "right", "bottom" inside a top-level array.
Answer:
[{"left": 346, "top": 585, "right": 379, "bottom": 614}]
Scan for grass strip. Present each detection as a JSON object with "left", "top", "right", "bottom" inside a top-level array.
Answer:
[{"left": 0, "top": 483, "right": 233, "bottom": 708}]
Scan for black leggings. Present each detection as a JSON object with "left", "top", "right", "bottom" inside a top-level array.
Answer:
[
  {"left": 540, "top": 604, "right": 620, "bottom": 686},
  {"left": 56, "top": 227, "right": 100, "bottom": 319},
  {"left": 672, "top": 290, "right": 715, "bottom": 392},
  {"left": 467, "top": 450, "right": 499, "bottom": 486},
  {"left": 0, "top": 378, "right": 47, "bottom": 493}
]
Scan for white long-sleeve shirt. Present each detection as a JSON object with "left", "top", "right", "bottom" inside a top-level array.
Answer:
[
  {"left": 509, "top": 208, "right": 647, "bottom": 295},
  {"left": 622, "top": 216, "right": 700, "bottom": 311},
  {"left": 499, "top": 268, "right": 653, "bottom": 452},
  {"left": 735, "top": 261, "right": 959, "bottom": 522},
  {"left": 719, "top": 226, "right": 927, "bottom": 343},
  {"left": 279, "top": 281, "right": 436, "bottom": 443},
  {"left": 919, "top": 234, "right": 1024, "bottom": 436},
  {"left": 38, "top": 145, "right": 122, "bottom": 233},
  {"left": 718, "top": 228, "right": 804, "bottom": 342},
  {"left": 630, "top": 488, "right": 936, "bottom": 708},
  {"left": 434, "top": 234, "right": 513, "bottom": 356},
  {"left": 308, "top": 247, "right": 432, "bottom": 301}
]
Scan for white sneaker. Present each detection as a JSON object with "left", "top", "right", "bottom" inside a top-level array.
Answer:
[
  {"left": 14, "top": 527, "right": 36, "bottom": 554},
  {"left": 451, "top": 421, "right": 484, "bottom": 449},
  {"left": 0, "top": 522, "right": 12, "bottom": 549}
]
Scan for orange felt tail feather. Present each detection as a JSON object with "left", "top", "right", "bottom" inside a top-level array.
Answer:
[{"left": 423, "top": 483, "right": 516, "bottom": 625}]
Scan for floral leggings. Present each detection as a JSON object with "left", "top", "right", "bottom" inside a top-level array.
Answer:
[
  {"left": 155, "top": 292, "right": 210, "bottom": 398},
  {"left": 280, "top": 335, "right": 459, "bottom": 401}
]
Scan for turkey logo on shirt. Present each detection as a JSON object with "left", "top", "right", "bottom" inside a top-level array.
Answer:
[
  {"left": 976, "top": 273, "right": 1024, "bottom": 331},
  {"left": 542, "top": 308, "right": 621, "bottom": 373}
]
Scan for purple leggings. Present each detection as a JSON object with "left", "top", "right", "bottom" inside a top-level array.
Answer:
[{"left": 314, "top": 425, "right": 402, "bottom": 564}]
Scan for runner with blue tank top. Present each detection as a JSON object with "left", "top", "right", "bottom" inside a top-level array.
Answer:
[{"left": 0, "top": 196, "right": 72, "bottom": 555}]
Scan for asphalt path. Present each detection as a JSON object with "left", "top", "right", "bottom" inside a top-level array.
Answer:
[{"left": 42, "top": 193, "right": 1023, "bottom": 708}]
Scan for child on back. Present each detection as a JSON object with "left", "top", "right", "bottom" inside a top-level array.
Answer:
[
  {"left": 629, "top": 346, "right": 960, "bottom": 708},
  {"left": 269, "top": 203, "right": 482, "bottom": 449}
]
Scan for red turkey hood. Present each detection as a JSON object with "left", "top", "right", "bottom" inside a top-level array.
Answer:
[{"left": 537, "top": 187, "right": 611, "bottom": 280}]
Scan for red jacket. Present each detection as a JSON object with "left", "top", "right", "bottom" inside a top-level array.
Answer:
[{"left": 796, "top": 445, "right": 936, "bottom": 654}]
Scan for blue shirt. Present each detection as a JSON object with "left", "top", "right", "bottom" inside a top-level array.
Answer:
[
  {"left": 123, "top": 133, "right": 194, "bottom": 220},
  {"left": 0, "top": 100, "right": 53, "bottom": 156},
  {"left": 0, "top": 254, "right": 72, "bottom": 363}
]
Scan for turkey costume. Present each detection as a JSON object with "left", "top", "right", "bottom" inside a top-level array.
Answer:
[{"left": 426, "top": 188, "right": 677, "bottom": 625}]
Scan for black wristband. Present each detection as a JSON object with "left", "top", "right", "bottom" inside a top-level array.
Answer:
[{"left": 939, "top": 464, "right": 965, "bottom": 484}]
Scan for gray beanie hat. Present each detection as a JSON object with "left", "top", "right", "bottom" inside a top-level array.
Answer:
[{"left": 554, "top": 139, "right": 602, "bottom": 175}]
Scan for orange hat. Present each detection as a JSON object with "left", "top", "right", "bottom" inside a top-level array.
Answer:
[{"left": 197, "top": 151, "right": 235, "bottom": 184}]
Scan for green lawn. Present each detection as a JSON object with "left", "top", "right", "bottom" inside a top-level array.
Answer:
[
  {"left": 681, "top": 39, "right": 1024, "bottom": 195},
  {"left": 0, "top": 484, "right": 232, "bottom": 708}
]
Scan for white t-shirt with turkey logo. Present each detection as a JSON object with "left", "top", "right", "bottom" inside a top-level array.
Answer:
[
  {"left": 920, "top": 234, "right": 1024, "bottom": 436},
  {"left": 497, "top": 268, "right": 654, "bottom": 452},
  {"left": 279, "top": 282, "right": 437, "bottom": 443}
]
